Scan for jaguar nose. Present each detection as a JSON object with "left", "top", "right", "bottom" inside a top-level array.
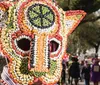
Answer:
[{"left": 29, "top": 34, "right": 50, "bottom": 72}]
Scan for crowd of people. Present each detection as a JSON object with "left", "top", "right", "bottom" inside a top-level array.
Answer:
[
  {"left": 59, "top": 57, "right": 100, "bottom": 85},
  {"left": 0, "top": 56, "right": 100, "bottom": 85}
]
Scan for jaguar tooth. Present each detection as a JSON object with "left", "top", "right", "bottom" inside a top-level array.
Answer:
[{"left": 17, "top": 37, "right": 20, "bottom": 41}]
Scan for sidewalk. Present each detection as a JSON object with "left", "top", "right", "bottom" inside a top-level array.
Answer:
[
  {"left": 79, "top": 81, "right": 93, "bottom": 85},
  {"left": 55, "top": 81, "right": 93, "bottom": 85},
  {"left": 65, "top": 79, "right": 93, "bottom": 85}
]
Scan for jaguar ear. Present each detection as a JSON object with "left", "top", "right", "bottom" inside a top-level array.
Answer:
[
  {"left": 0, "top": 2, "right": 12, "bottom": 28},
  {"left": 64, "top": 10, "right": 86, "bottom": 36}
]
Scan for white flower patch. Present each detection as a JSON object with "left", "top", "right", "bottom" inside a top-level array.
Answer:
[
  {"left": 0, "top": 10, "right": 7, "bottom": 27},
  {"left": 31, "top": 35, "right": 37, "bottom": 67},
  {"left": 45, "top": 36, "right": 49, "bottom": 68},
  {"left": 0, "top": 10, "right": 4, "bottom": 19},
  {"left": 65, "top": 20, "right": 75, "bottom": 29}
]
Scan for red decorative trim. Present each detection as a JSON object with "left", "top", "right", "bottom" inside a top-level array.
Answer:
[{"left": 65, "top": 10, "right": 86, "bottom": 36}]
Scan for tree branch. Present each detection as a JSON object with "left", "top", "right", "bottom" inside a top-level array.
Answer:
[{"left": 81, "top": 16, "right": 100, "bottom": 24}]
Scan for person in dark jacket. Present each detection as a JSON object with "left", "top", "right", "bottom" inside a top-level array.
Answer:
[
  {"left": 91, "top": 58, "right": 100, "bottom": 85},
  {"left": 61, "top": 59, "right": 66, "bottom": 85},
  {"left": 69, "top": 57, "right": 80, "bottom": 85},
  {"left": 81, "top": 61, "right": 91, "bottom": 85}
]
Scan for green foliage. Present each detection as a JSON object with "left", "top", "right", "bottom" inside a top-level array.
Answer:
[
  {"left": 56, "top": 0, "right": 100, "bottom": 55},
  {"left": 56, "top": 0, "right": 100, "bottom": 13},
  {"left": 67, "top": 28, "right": 91, "bottom": 56},
  {"left": 67, "top": 22, "right": 100, "bottom": 55},
  {"left": 73, "top": 0, "right": 100, "bottom": 13}
]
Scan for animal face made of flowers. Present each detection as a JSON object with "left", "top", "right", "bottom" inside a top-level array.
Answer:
[{"left": 0, "top": 0, "right": 86, "bottom": 84}]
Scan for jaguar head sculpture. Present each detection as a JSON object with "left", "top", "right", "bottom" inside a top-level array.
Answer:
[{"left": 0, "top": 0, "right": 86, "bottom": 84}]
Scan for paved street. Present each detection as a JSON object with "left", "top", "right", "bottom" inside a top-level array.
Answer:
[
  {"left": 79, "top": 81, "right": 93, "bottom": 85},
  {"left": 57, "top": 81, "right": 93, "bottom": 85},
  {"left": 66, "top": 80, "right": 93, "bottom": 85},
  {"left": 55, "top": 81, "right": 93, "bottom": 85}
]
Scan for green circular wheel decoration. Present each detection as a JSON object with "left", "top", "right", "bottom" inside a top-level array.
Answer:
[{"left": 27, "top": 3, "right": 55, "bottom": 29}]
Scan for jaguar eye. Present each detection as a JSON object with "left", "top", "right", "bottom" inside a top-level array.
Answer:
[
  {"left": 50, "top": 40, "right": 59, "bottom": 52},
  {"left": 16, "top": 38, "right": 31, "bottom": 51},
  {"left": 27, "top": 3, "right": 55, "bottom": 29}
]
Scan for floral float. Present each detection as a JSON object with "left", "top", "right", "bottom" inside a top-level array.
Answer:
[{"left": 0, "top": 0, "right": 86, "bottom": 85}]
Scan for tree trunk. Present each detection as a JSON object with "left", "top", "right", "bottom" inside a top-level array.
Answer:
[{"left": 95, "top": 45, "right": 99, "bottom": 57}]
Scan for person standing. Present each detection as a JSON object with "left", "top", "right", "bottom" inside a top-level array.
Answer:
[
  {"left": 67, "top": 60, "right": 73, "bottom": 84},
  {"left": 81, "top": 61, "right": 91, "bottom": 85},
  {"left": 61, "top": 59, "right": 66, "bottom": 85},
  {"left": 69, "top": 57, "right": 80, "bottom": 85},
  {"left": 79, "top": 60, "right": 84, "bottom": 81},
  {"left": 91, "top": 58, "right": 100, "bottom": 85}
]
